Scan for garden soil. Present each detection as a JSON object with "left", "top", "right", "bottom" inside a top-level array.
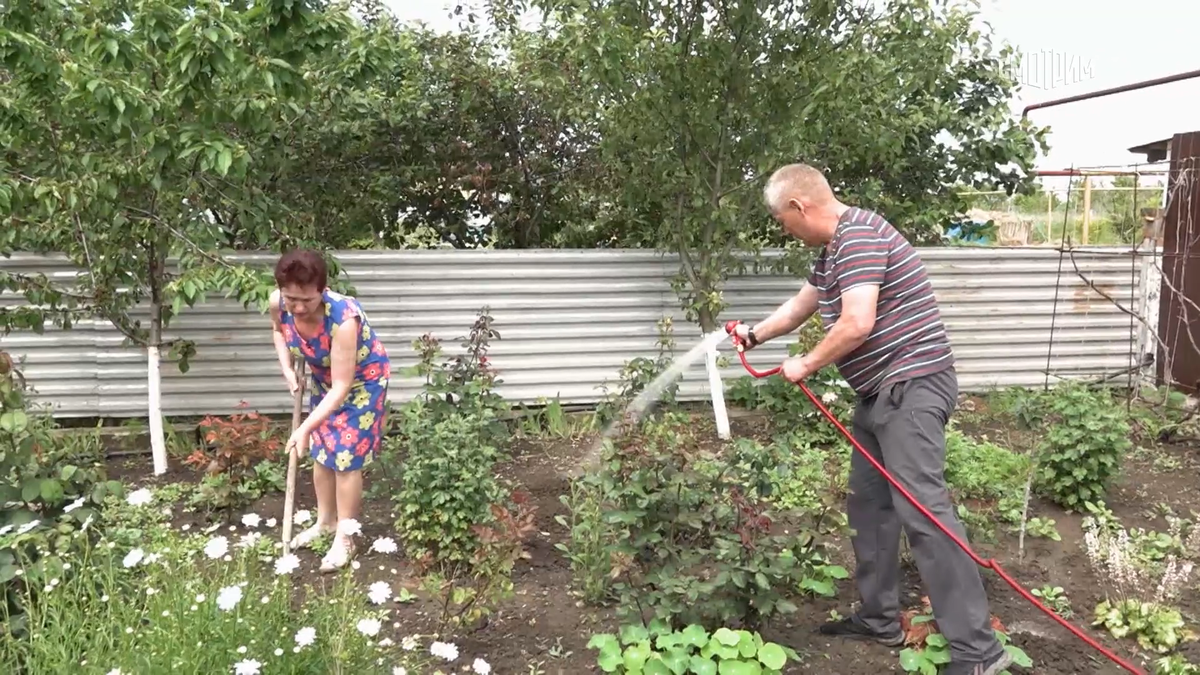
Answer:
[{"left": 111, "top": 414, "right": 1200, "bottom": 675}]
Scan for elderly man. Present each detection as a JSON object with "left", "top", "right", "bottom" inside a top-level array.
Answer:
[{"left": 733, "top": 164, "right": 1010, "bottom": 675}]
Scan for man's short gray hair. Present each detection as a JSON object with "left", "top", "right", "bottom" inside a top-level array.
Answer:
[{"left": 763, "top": 163, "right": 833, "bottom": 213}]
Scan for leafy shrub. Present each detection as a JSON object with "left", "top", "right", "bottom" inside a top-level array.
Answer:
[
  {"left": 381, "top": 309, "right": 513, "bottom": 566},
  {"left": 185, "top": 404, "right": 286, "bottom": 512},
  {"left": 582, "top": 413, "right": 827, "bottom": 630},
  {"left": 943, "top": 429, "right": 1030, "bottom": 524},
  {"left": 1032, "top": 382, "right": 1131, "bottom": 510},
  {"left": 0, "top": 352, "right": 120, "bottom": 633}
]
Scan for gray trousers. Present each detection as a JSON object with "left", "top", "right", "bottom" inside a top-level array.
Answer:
[{"left": 847, "top": 368, "right": 1004, "bottom": 663}]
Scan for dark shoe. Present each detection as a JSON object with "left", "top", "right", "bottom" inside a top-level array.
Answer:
[
  {"left": 816, "top": 615, "right": 904, "bottom": 647},
  {"left": 944, "top": 650, "right": 1015, "bottom": 675}
]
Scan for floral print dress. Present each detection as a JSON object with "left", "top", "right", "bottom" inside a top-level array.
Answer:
[{"left": 280, "top": 290, "right": 390, "bottom": 472}]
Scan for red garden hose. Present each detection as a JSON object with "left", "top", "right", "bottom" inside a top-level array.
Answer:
[{"left": 722, "top": 321, "right": 1145, "bottom": 675}]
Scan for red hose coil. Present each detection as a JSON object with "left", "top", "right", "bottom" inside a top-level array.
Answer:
[{"left": 724, "top": 323, "right": 1144, "bottom": 675}]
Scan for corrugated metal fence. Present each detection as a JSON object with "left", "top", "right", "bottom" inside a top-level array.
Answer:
[{"left": 0, "top": 247, "right": 1156, "bottom": 418}]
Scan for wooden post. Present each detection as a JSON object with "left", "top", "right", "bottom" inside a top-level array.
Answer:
[
  {"left": 1046, "top": 189, "right": 1053, "bottom": 243},
  {"left": 1082, "top": 176, "right": 1092, "bottom": 244},
  {"left": 281, "top": 359, "right": 306, "bottom": 554}
]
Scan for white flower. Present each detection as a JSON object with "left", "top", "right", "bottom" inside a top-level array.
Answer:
[
  {"left": 274, "top": 554, "right": 300, "bottom": 575},
  {"left": 16, "top": 520, "right": 39, "bottom": 535},
  {"left": 195, "top": 593, "right": 206, "bottom": 603},
  {"left": 371, "top": 537, "right": 398, "bottom": 554},
  {"left": 430, "top": 641, "right": 459, "bottom": 662},
  {"left": 339, "top": 519, "right": 362, "bottom": 536},
  {"left": 265, "top": 518, "right": 277, "bottom": 528},
  {"left": 233, "top": 659, "right": 261, "bottom": 675},
  {"left": 0, "top": 524, "right": 13, "bottom": 536},
  {"left": 106, "top": 670, "right": 125, "bottom": 675},
  {"left": 64, "top": 497, "right": 86, "bottom": 512},
  {"left": 241, "top": 513, "right": 261, "bottom": 528},
  {"left": 821, "top": 391, "right": 838, "bottom": 404},
  {"left": 204, "top": 536, "right": 230, "bottom": 560},
  {"left": 274, "top": 649, "right": 283, "bottom": 656},
  {"left": 393, "top": 668, "right": 407, "bottom": 675},
  {"left": 472, "top": 658, "right": 491, "bottom": 675},
  {"left": 356, "top": 618, "right": 382, "bottom": 637},
  {"left": 144, "top": 553, "right": 161, "bottom": 565},
  {"left": 126, "top": 488, "right": 153, "bottom": 506},
  {"left": 367, "top": 581, "right": 392, "bottom": 605},
  {"left": 295, "top": 626, "right": 316, "bottom": 648},
  {"left": 401, "top": 636, "right": 418, "bottom": 651},
  {"left": 122, "top": 549, "right": 145, "bottom": 568},
  {"left": 293, "top": 510, "right": 312, "bottom": 525},
  {"left": 216, "top": 585, "right": 243, "bottom": 611},
  {"left": 238, "top": 532, "right": 262, "bottom": 548}
]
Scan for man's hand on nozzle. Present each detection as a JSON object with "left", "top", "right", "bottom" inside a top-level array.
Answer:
[{"left": 732, "top": 322, "right": 760, "bottom": 350}]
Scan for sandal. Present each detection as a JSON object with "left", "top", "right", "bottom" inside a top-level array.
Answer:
[
  {"left": 319, "top": 525, "right": 358, "bottom": 573},
  {"left": 289, "top": 522, "right": 334, "bottom": 551}
]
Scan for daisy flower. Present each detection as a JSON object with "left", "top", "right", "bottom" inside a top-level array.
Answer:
[
  {"left": 367, "top": 581, "right": 392, "bottom": 605},
  {"left": 126, "top": 488, "right": 153, "bottom": 506},
  {"left": 430, "top": 641, "right": 459, "bottom": 662},
  {"left": 274, "top": 554, "right": 300, "bottom": 575},
  {"left": 122, "top": 549, "right": 145, "bottom": 569},
  {"left": 216, "top": 585, "right": 243, "bottom": 611},
  {"left": 371, "top": 537, "right": 398, "bottom": 554},
  {"left": 233, "top": 659, "right": 261, "bottom": 675},
  {"left": 204, "top": 536, "right": 230, "bottom": 560}
]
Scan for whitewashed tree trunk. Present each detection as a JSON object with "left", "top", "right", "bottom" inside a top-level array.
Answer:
[
  {"left": 706, "top": 333, "right": 731, "bottom": 440},
  {"left": 148, "top": 344, "right": 167, "bottom": 475}
]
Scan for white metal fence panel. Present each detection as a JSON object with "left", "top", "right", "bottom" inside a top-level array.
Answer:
[{"left": 0, "top": 247, "right": 1156, "bottom": 418}]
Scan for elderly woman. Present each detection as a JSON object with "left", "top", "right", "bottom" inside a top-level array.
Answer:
[{"left": 269, "top": 249, "right": 390, "bottom": 571}]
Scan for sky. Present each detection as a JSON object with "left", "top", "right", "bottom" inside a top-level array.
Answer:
[{"left": 384, "top": 0, "right": 1200, "bottom": 189}]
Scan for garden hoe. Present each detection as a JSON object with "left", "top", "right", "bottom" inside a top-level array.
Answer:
[{"left": 281, "top": 358, "right": 306, "bottom": 555}]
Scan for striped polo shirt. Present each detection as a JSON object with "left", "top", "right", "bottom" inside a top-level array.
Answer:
[{"left": 807, "top": 207, "right": 954, "bottom": 396}]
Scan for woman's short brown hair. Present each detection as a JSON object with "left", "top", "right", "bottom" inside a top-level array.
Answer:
[{"left": 274, "top": 249, "right": 328, "bottom": 290}]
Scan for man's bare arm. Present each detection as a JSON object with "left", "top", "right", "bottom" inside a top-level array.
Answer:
[{"left": 751, "top": 283, "right": 819, "bottom": 344}]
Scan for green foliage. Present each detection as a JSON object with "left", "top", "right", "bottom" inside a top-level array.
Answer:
[
  {"left": 0, "top": 353, "right": 120, "bottom": 632},
  {"left": 899, "top": 629, "right": 1031, "bottom": 675},
  {"left": 943, "top": 429, "right": 1030, "bottom": 525},
  {"left": 520, "top": 0, "right": 1046, "bottom": 329},
  {"left": 1093, "top": 599, "right": 1188, "bottom": 655},
  {"left": 579, "top": 413, "right": 827, "bottom": 630},
  {"left": 556, "top": 478, "right": 618, "bottom": 605},
  {"left": 1031, "top": 585, "right": 1073, "bottom": 619},
  {"left": 183, "top": 407, "right": 286, "bottom": 513},
  {"left": 0, "top": 490, "right": 441, "bottom": 674},
  {"left": 0, "top": 0, "right": 363, "bottom": 353},
  {"left": 383, "top": 310, "right": 511, "bottom": 566},
  {"left": 1031, "top": 383, "right": 1132, "bottom": 510},
  {"left": 587, "top": 623, "right": 798, "bottom": 675},
  {"left": 1155, "top": 654, "right": 1200, "bottom": 675}
]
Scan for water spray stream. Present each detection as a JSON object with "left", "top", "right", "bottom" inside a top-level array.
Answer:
[{"left": 574, "top": 330, "right": 732, "bottom": 474}]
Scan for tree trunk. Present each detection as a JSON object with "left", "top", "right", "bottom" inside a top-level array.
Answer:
[
  {"left": 698, "top": 304, "right": 717, "bottom": 334},
  {"left": 148, "top": 241, "right": 168, "bottom": 476}
]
